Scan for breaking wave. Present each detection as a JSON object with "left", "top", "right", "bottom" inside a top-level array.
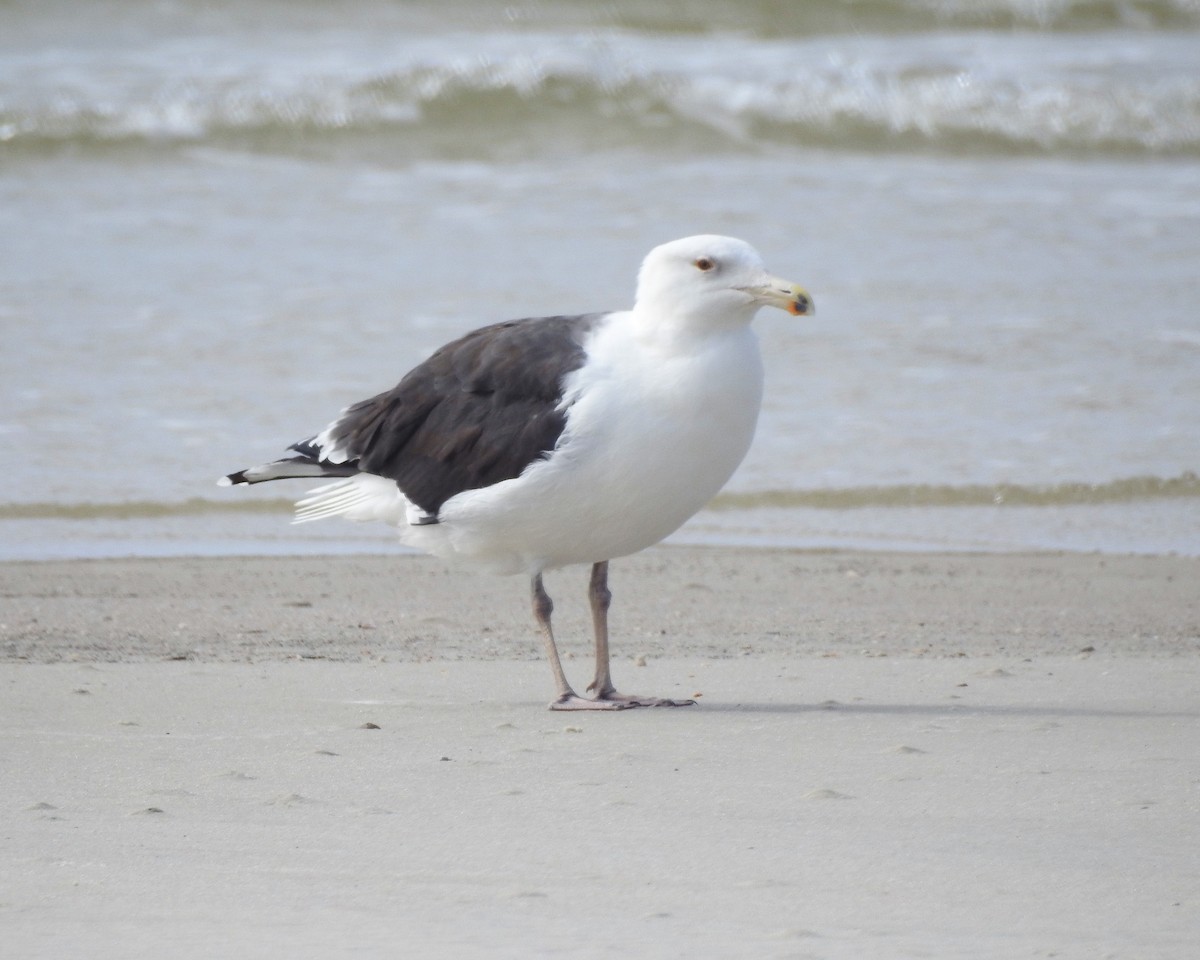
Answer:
[{"left": 3, "top": 28, "right": 1198, "bottom": 159}]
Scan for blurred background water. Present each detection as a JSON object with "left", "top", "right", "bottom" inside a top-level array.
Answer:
[{"left": 2, "top": 0, "right": 1198, "bottom": 558}]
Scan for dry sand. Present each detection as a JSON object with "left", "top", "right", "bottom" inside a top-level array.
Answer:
[{"left": 3, "top": 546, "right": 1199, "bottom": 959}]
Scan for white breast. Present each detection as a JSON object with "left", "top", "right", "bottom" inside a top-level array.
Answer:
[{"left": 425, "top": 311, "right": 765, "bottom": 574}]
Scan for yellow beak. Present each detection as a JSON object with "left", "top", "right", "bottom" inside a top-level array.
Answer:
[{"left": 740, "top": 275, "right": 815, "bottom": 316}]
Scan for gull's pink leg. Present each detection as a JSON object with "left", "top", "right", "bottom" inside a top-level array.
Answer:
[
  {"left": 585, "top": 561, "right": 695, "bottom": 708},
  {"left": 532, "top": 573, "right": 631, "bottom": 711}
]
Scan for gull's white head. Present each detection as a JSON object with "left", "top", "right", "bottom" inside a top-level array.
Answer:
[{"left": 633, "top": 235, "right": 813, "bottom": 332}]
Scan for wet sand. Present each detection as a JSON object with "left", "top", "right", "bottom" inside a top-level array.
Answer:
[{"left": 3, "top": 547, "right": 1199, "bottom": 958}]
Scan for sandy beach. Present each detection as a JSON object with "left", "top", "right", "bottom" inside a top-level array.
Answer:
[{"left": 3, "top": 546, "right": 1198, "bottom": 959}]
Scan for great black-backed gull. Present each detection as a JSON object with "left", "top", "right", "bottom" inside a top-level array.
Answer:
[{"left": 220, "top": 235, "right": 813, "bottom": 710}]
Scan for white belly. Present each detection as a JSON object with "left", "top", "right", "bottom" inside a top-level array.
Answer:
[{"left": 422, "top": 322, "right": 765, "bottom": 574}]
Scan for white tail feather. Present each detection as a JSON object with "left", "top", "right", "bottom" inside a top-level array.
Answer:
[{"left": 293, "top": 475, "right": 407, "bottom": 525}]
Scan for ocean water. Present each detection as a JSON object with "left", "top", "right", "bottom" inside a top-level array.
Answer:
[{"left": 2, "top": 0, "right": 1198, "bottom": 559}]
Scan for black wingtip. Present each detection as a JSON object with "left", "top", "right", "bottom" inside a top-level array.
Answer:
[{"left": 218, "top": 471, "right": 247, "bottom": 487}]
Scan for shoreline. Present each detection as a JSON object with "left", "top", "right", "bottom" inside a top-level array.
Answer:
[{"left": 5, "top": 494, "right": 1200, "bottom": 562}]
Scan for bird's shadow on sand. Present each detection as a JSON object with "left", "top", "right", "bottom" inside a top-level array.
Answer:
[{"left": 693, "top": 701, "right": 1198, "bottom": 721}]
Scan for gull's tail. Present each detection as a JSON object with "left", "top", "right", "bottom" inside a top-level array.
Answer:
[{"left": 220, "top": 439, "right": 407, "bottom": 526}]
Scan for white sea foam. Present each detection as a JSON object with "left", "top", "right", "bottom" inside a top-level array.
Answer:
[{"left": 1, "top": 29, "right": 1197, "bottom": 156}]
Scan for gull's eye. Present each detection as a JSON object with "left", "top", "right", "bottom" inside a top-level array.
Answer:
[{"left": 694, "top": 257, "right": 715, "bottom": 272}]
